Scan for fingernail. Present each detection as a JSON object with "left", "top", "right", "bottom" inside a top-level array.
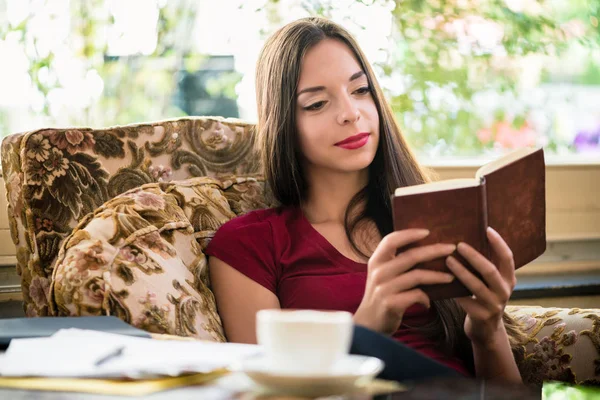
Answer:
[
  {"left": 418, "top": 229, "right": 430, "bottom": 236},
  {"left": 445, "top": 273, "right": 455, "bottom": 281},
  {"left": 446, "top": 244, "right": 457, "bottom": 252},
  {"left": 446, "top": 256, "right": 455, "bottom": 267},
  {"left": 487, "top": 227, "right": 497, "bottom": 236}
]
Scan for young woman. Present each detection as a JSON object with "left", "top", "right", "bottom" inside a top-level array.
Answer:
[{"left": 205, "top": 17, "right": 525, "bottom": 382}]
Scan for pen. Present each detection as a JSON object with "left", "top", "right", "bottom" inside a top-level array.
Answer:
[{"left": 94, "top": 346, "right": 125, "bottom": 366}]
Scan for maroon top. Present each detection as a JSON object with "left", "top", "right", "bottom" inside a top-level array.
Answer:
[{"left": 205, "top": 206, "right": 471, "bottom": 376}]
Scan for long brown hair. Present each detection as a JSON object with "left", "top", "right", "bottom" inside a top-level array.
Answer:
[{"left": 255, "top": 16, "right": 525, "bottom": 372}]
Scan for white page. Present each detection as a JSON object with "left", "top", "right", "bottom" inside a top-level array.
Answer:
[
  {"left": 102, "top": 339, "right": 262, "bottom": 377},
  {"left": 0, "top": 329, "right": 262, "bottom": 378},
  {"left": 53, "top": 329, "right": 262, "bottom": 375},
  {"left": 0, "top": 336, "right": 125, "bottom": 377}
]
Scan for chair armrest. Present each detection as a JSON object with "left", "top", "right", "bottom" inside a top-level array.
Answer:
[{"left": 506, "top": 305, "right": 600, "bottom": 386}]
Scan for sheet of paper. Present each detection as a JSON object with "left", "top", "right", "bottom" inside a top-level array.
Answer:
[
  {"left": 0, "top": 335, "right": 125, "bottom": 377},
  {"left": 0, "top": 329, "right": 262, "bottom": 378}
]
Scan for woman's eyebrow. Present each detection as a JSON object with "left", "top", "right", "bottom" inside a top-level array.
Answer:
[
  {"left": 349, "top": 70, "right": 365, "bottom": 82},
  {"left": 296, "top": 70, "right": 365, "bottom": 97}
]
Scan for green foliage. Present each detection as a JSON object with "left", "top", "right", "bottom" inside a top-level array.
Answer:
[
  {"left": 385, "top": 0, "right": 599, "bottom": 155},
  {"left": 578, "top": 61, "right": 600, "bottom": 85},
  {"left": 205, "top": 72, "right": 244, "bottom": 99},
  {"left": 2, "top": 0, "right": 599, "bottom": 156},
  {"left": 0, "top": 0, "right": 238, "bottom": 129},
  {"left": 543, "top": 381, "right": 600, "bottom": 399},
  {"left": 263, "top": 0, "right": 600, "bottom": 156}
]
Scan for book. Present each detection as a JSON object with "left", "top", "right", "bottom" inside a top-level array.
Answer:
[
  {"left": 0, "top": 371, "right": 228, "bottom": 396},
  {"left": 392, "top": 147, "right": 546, "bottom": 300}
]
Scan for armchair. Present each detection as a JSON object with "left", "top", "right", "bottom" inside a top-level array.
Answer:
[{"left": 2, "top": 117, "right": 598, "bottom": 386}]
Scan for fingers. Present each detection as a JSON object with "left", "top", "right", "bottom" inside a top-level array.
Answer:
[
  {"left": 369, "top": 229, "right": 430, "bottom": 267},
  {"left": 455, "top": 240, "right": 511, "bottom": 301},
  {"left": 379, "top": 269, "right": 455, "bottom": 296},
  {"left": 373, "top": 243, "right": 457, "bottom": 282},
  {"left": 455, "top": 296, "right": 489, "bottom": 319},
  {"left": 446, "top": 255, "right": 509, "bottom": 309},
  {"left": 446, "top": 255, "right": 496, "bottom": 304},
  {"left": 487, "top": 227, "right": 517, "bottom": 289},
  {"left": 386, "top": 289, "right": 432, "bottom": 312}
]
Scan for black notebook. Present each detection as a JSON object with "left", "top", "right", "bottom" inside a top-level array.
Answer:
[{"left": 0, "top": 316, "right": 151, "bottom": 349}]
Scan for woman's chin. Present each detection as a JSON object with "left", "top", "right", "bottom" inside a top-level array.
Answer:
[{"left": 334, "top": 157, "right": 375, "bottom": 173}]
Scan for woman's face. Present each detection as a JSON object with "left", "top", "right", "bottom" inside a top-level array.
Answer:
[{"left": 295, "top": 39, "right": 380, "bottom": 178}]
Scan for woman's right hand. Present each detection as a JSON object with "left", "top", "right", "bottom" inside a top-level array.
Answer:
[{"left": 353, "top": 229, "right": 456, "bottom": 335}]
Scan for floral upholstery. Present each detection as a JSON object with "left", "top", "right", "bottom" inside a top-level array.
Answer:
[
  {"left": 508, "top": 306, "right": 600, "bottom": 386},
  {"left": 50, "top": 176, "right": 273, "bottom": 340},
  {"left": 1, "top": 116, "right": 598, "bottom": 386},
  {"left": 1, "top": 117, "right": 261, "bottom": 317}
]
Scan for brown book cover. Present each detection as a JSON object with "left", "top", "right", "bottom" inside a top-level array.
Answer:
[{"left": 392, "top": 147, "right": 546, "bottom": 300}]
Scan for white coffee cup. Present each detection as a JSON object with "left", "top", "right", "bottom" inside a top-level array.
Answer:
[{"left": 256, "top": 309, "right": 353, "bottom": 374}]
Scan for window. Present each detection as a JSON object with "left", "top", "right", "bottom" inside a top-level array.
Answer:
[{"left": 0, "top": 0, "right": 599, "bottom": 159}]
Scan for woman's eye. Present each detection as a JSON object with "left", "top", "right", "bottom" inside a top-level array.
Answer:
[
  {"left": 304, "top": 101, "right": 326, "bottom": 111},
  {"left": 354, "top": 86, "right": 371, "bottom": 95}
]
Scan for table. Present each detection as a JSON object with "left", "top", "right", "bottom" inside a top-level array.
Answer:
[
  {"left": 0, "top": 375, "right": 541, "bottom": 399},
  {"left": 385, "top": 377, "right": 540, "bottom": 399}
]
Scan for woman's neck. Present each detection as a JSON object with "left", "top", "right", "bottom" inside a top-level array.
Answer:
[{"left": 302, "top": 167, "right": 369, "bottom": 225}]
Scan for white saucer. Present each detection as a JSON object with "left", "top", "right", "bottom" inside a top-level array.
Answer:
[{"left": 236, "top": 354, "right": 384, "bottom": 397}]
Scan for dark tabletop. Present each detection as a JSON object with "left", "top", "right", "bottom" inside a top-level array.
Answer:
[
  {"left": 381, "top": 377, "right": 541, "bottom": 400},
  {"left": 0, "top": 376, "right": 541, "bottom": 400}
]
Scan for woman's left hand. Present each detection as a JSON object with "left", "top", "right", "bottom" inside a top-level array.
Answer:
[{"left": 445, "top": 226, "right": 516, "bottom": 347}]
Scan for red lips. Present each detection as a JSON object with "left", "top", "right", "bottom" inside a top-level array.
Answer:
[{"left": 334, "top": 132, "right": 370, "bottom": 146}]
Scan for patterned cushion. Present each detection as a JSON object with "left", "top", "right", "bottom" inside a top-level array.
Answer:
[
  {"left": 1, "top": 117, "right": 260, "bottom": 317},
  {"left": 49, "top": 176, "right": 274, "bottom": 340},
  {"left": 507, "top": 305, "right": 600, "bottom": 386}
]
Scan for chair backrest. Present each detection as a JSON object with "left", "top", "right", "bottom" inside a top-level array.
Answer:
[{"left": 1, "top": 117, "right": 261, "bottom": 316}]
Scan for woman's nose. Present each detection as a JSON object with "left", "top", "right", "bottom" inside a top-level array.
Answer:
[{"left": 337, "top": 97, "right": 361, "bottom": 125}]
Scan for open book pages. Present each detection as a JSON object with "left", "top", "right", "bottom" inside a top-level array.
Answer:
[
  {"left": 394, "top": 147, "right": 542, "bottom": 197},
  {"left": 474, "top": 146, "right": 541, "bottom": 179},
  {"left": 394, "top": 178, "right": 482, "bottom": 196}
]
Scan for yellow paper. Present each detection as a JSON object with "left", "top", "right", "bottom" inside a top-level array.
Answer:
[
  {"left": 360, "top": 378, "right": 406, "bottom": 395},
  {"left": 0, "top": 369, "right": 229, "bottom": 396}
]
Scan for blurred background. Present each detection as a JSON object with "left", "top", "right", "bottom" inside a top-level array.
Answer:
[
  {"left": 0, "top": 0, "right": 599, "bottom": 316},
  {"left": 0, "top": 0, "right": 599, "bottom": 159}
]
